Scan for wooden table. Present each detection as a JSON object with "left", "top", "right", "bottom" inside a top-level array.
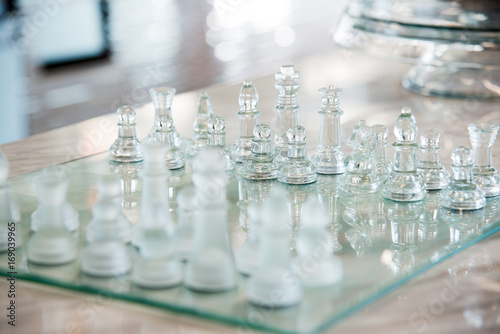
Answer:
[{"left": 2, "top": 51, "right": 500, "bottom": 334}]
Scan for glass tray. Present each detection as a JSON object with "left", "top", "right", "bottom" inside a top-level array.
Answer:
[{"left": 1, "top": 152, "right": 500, "bottom": 334}]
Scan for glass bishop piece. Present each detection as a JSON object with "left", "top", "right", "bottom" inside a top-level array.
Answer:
[
  {"left": 340, "top": 120, "right": 379, "bottom": 196},
  {"left": 382, "top": 107, "right": 426, "bottom": 202},
  {"left": 186, "top": 92, "right": 215, "bottom": 158},
  {"left": 418, "top": 129, "right": 449, "bottom": 190},
  {"left": 207, "top": 115, "right": 235, "bottom": 172},
  {"left": 278, "top": 125, "right": 317, "bottom": 185},
  {"left": 231, "top": 80, "right": 261, "bottom": 162},
  {"left": 440, "top": 146, "right": 486, "bottom": 210},
  {"left": 241, "top": 124, "right": 279, "bottom": 180},
  {"left": 146, "top": 87, "right": 185, "bottom": 169},
  {"left": 311, "top": 86, "right": 345, "bottom": 174},
  {"left": 372, "top": 124, "right": 392, "bottom": 180},
  {"left": 274, "top": 65, "right": 300, "bottom": 164},
  {"left": 468, "top": 123, "right": 500, "bottom": 197},
  {"left": 109, "top": 105, "right": 143, "bottom": 163}
]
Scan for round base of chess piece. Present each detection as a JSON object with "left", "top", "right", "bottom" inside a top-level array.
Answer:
[
  {"left": 186, "top": 137, "right": 208, "bottom": 158},
  {"left": 382, "top": 174, "right": 426, "bottom": 202},
  {"left": 132, "top": 258, "right": 183, "bottom": 289},
  {"left": 231, "top": 138, "right": 253, "bottom": 163},
  {"left": 473, "top": 169, "right": 500, "bottom": 197},
  {"left": 27, "top": 230, "right": 78, "bottom": 265},
  {"left": 31, "top": 203, "right": 79, "bottom": 232},
  {"left": 246, "top": 266, "right": 303, "bottom": 308},
  {"left": 185, "top": 248, "right": 236, "bottom": 292},
  {"left": 81, "top": 241, "right": 132, "bottom": 277},
  {"left": 109, "top": 143, "right": 144, "bottom": 163},
  {"left": 311, "top": 148, "right": 346, "bottom": 175},
  {"left": 166, "top": 148, "right": 186, "bottom": 170},
  {"left": 419, "top": 167, "right": 450, "bottom": 190},
  {"left": 241, "top": 160, "right": 279, "bottom": 181},
  {"left": 293, "top": 257, "right": 343, "bottom": 287},
  {"left": 340, "top": 173, "right": 380, "bottom": 196},
  {"left": 278, "top": 161, "right": 317, "bottom": 185},
  {"left": 440, "top": 186, "right": 486, "bottom": 210}
]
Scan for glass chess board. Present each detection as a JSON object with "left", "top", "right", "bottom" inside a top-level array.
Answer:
[{"left": 1, "top": 151, "right": 500, "bottom": 334}]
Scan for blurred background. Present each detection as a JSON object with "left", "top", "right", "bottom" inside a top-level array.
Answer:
[{"left": 0, "top": 0, "right": 348, "bottom": 145}]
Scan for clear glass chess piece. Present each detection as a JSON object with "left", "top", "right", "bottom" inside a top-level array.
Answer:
[
  {"left": 293, "top": 197, "right": 343, "bottom": 287},
  {"left": 317, "top": 174, "right": 343, "bottom": 252},
  {"left": 186, "top": 91, "right": 215, "bottom": 158},
  {"left": 340, "top": 120, "right": 379, "bottom": 196},
  {"left": 246, "top": 190, "right": 303, "bottom": 307},
  {"left": 278, "top": 125, "right": 317, "bottom": 185},
  {"left": 81, "top": 201, "right": 132, "bottom": 277},
  {"left": 109, "top": 105, "right": 143, "bottom": 163},
  {"left": 440, "top": 146, "right": 486, "bottom": 210},
  {"left": 27, "top": 166, "right": 78, "bottom": 265},
  {"left": 418, "top": 191, "right": 440, "bottom": 243},
  {"left": 231, "top": 80, "right": 261, "bottom": 162},
  {"left": 185, "top": 149, "right": 236, "bottom": 292},
  {"left": 441, "top": 206, "right": 484, "bottom": 250},
  {"left": 109, "top": 160, "right": 142, "bottom": 209},
  {"left": 468, "top": 123, "right": 500, "bottom": 197},
  {"left": 418, "top": 129, "right": 450, "bottom": 190},
  {"left": 274, "top": 65, "right": 300, "bottom": 164},
  {"left": 0, "top": 151, "right": 20, "bottom": 252},
  {"left": 372, "top": 124, "right": 392, "bottom": 180},
  {"left": 382, "top": 107, "right": 426, "bottom": 202},
  {"left": 207, "top": 115, "right": 235, "bottom": 172},
  {"left": 311, "top": 86, "right": 346, "bottom": 174},
  {"left": 241, "top": 124, "right": 279, "bottom": 180},
  {"left": 146, "top": 87, "right": 185, "bottom": 169}
]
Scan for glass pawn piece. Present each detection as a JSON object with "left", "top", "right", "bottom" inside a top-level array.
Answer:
[
  {"left": 81, "top": 201, "right": 132, "bottom": 277},
  {"left": 340, "top": 120, "right": 379, "bottom": 196},
  {"left": 440, "top": 146, "right": 486, "bottom": 210},
  {"left": 241, "top": 124, "right": 279, "bottom": 180},
  {"left": 246, "top": 191, "right": 303, "bottom": 307},
  {"left": 468, "top": 123, "right": 500, "bottom": 197},
  {"left": 186, "top": 92, "right": 215, "bottom": 158},
  {"left": 231, "top": 80, "right": 261, "bottom": 162},
  {"left": 293, "top": 197, "right": 343, "bottom": 286},
  {"left": 311, "top": 86, "right": 346, "bottom": 174},
  {"left": 382, "top": 107, "right": 426, "bottom": 202},
  {"left": 0, "top": 151, "right": 20, "bottom": 252},
  {"left": 418, "top": 129, "right": 450, "bottom": 190},
  {"left": 278, "top": 125, "right": 317, "bottom": 185},
  {"left": 372, "top": 124, "right": 392, "bottom": 180},
  {"left": 109, "top": 105, "right": 143, "bottom": 163},
  {"left": 146, "top": 87, "right": 185, "bottom": 169},
  {"left": 274, "top": 65, "right": 301, "bottom": 164},
  {"left": 185, "top": 149, "right": 236, "bottom": 292},
  {"left": 207, "top": 115, "right": 235, "bottom": 172},
  {"left": 27, "top": 166, "right": 78, "bottom": 265}
]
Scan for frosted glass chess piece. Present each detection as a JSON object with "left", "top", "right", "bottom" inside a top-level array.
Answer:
[
  {"left": 340, "top": 120, "right": 379, "bottom": 196},
  {"left": 235, "top": 202, "right": 261, "bottom": 275},
  {"left": 278, "top": 125, "right": 317, "bottom": 184},
  {"left": 311, "top": 86, "right": 346, "bottom": 174},
  {"left": 207, "top": 115, "right": 235, "bottom": 172},
  {"left": 385, "top": 199, "right": 422, "bottom": 275},
  {"left": 293, "top": 197, "right": 343, "bottom": 286},
  {"left": 31, "top": 166, "right": 79, "bottom": 232},
  {"left": 274, "top": 65, "right": 301, "bottom": 164},
  {"left": 246, "top": 191, "right": 303, "bottom": 307},
  {"left": 241, "top": 124, "right": 279, "bottom": 180},
  {"left": 146, "top": 87, "right": 185, "bottom": 169},
  {"left": 86, "top": 175, "right": 132, "bottom": 244},
  {"left": 187, "top": 92, "right": 215, "bottom": 157},
  {"left": 418, "top": 129, "right": 449, "bottom": 190},
  {"left": 132, "top": 203, "right": 183, "bottom": 288},
  {"left": 173, "top": 186, "right": 196, "bottom": 261},
  {"left": 382, "top": 107, "right": 426, "bottom": 202},
  {"left": 440, "top": 146, "right": 486, "bottom": 210},
  {"left": 468, "top": 123, "right": 500, "bottom": 197},
  {"left": 185, "top": 149, "right": 236, "bottom": 292},
  {"left": 372, "top": 124, "right": 392, "bottom": 180},
  {"left": 81, "top": 201, "right": 132, "bottom": 277},
  {"left": 109, "top": 105, "right": 143, "bottom": 163},
  {"left": 231, "top": 80, "right": 261, "bottom": 162},
  {"left": 132, "top": 142, "right": 173, "bottom": 246},
  {"left": 27, "top": 167, "right": 78, "bottom": 265},
  {"left": 0, "top": 151, "right": 20, "bottom": 252}
]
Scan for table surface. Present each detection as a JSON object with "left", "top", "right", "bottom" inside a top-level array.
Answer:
[{"left": 1, "top": 50, "right": 500, "bottom": 334}]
